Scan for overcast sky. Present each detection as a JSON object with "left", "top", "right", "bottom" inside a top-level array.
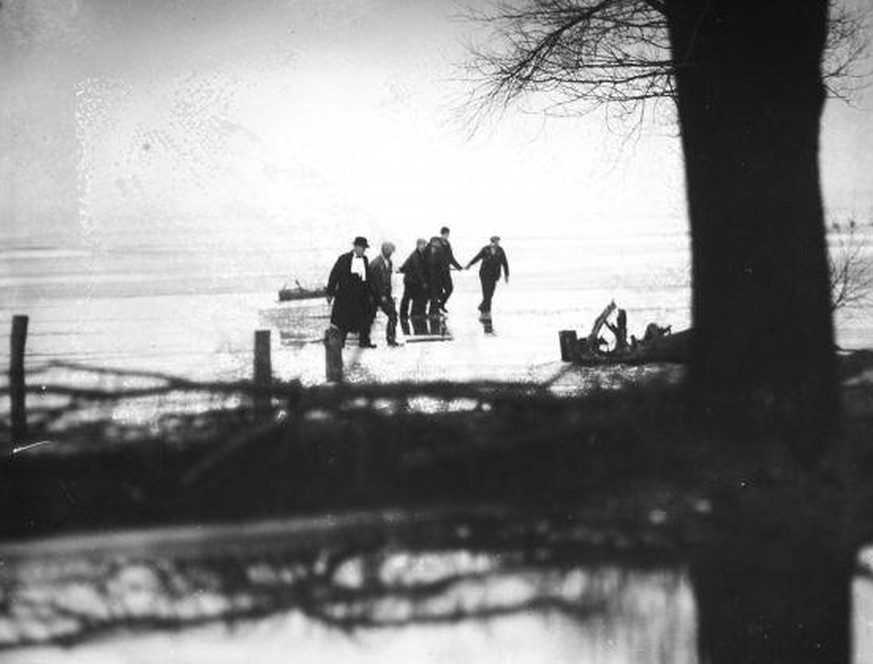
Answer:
[{"left": 1, "top": 0, "right": 871, "bottom": 251}]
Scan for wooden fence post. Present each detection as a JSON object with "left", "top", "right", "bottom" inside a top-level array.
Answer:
[
  {"left": 325, "top": 326, "right": 343, "bottom": 382},
  {"left": 10, "top": 315, "right": 29, "bottom": 448},
  {"left": 253, "top": 329, "right": 272, "bottom": 417},
  {"left": 559, "top": 329, "right": 578, "bottom": 362}
]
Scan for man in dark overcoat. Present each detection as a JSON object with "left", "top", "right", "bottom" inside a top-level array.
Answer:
[
  {"left": 326, "top": 236, "right": 375, "bottom": 347},
  {"left": 433, "top": 226, "right": 463, "bottom": 314},
  {"left": 426, "top": 235, "right": 446, "bottom": 317},
  {"left": 399, "top": 238, "right": 430, "bottom": 320}
]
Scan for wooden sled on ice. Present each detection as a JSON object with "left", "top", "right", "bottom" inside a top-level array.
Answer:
[
  {"left": 278, "top": 279, "right": 328, "bottom": 302},
  {"left": 404, "top": 334, "right": 454, "bottom": 344}
]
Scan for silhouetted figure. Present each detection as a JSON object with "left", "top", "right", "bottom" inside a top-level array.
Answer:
[
  {"left": 429, "top": 227, "right": 462, "bottom": 315},
  {"left": 368, "top": 241, "right": 399, "bottom": 347},
  {"left": 326, "top": 236, "right": 375, "bottom": 348},
  {"left": 399, "top": 238, "right": 430, "bottom": 320},
  {"left": 427, "top": 236, "right": 446, "bottom": 317},
  {"left": 466, "top": 236, "right": 509, "bottom": 315}
]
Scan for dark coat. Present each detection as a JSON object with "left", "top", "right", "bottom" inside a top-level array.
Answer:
[
  {"left": 426, "top": 241, "right": 446, "bottom": 301},
  {"left": 327, "top": 251, "right": 372, "bottom": 330},
  {"left": 427, "top": 239, "right": 445, "bottom": 277},
  {"left": 441, "top": 238, "right": 463, "bottom": 271},
  {"left": 368, "top": 254, "right": 394, "bottom": 300},
  {"left": 467, "top": 245, "right": 509, "bottom": 282},
  {"left": 399, "top": 249, "right": 429, "bottom": 288},
  {"left": 428, "top": 237, "right": 462, "bottom": 275}
]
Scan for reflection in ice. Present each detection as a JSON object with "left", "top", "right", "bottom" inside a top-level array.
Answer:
[{"left": 1, "top": 520, "right": 697, "bottom": 663}]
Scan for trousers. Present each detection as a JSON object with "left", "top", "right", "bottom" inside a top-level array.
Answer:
[
  {"left": 372, "top": 297, "right": 398, "bottom": 343},
  {"left": 479, "top": 276, "right": 498, "bottom": 313}
]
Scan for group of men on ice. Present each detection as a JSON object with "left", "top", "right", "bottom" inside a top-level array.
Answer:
[{"left": 326, "top": 227, "right": 510, "bottom": 348}]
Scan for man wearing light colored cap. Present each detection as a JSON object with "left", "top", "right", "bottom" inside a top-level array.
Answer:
[
  {"left": 465, "top": 235, "right": 510, "bottom": 316},
  {"left": 368, "top": 241, "right": 399, "bottom": 346}
]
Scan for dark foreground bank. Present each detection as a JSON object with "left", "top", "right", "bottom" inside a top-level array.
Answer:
[
  {"left": 2, "top": 356, "right": 873, "bottom": 660},
  {"left": 1, "top": 356, "right": 872, "bottom": 542}
]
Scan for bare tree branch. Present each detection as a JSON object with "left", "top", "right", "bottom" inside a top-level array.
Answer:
[
  {"left": 462, "top": 0, "right": 869, "bottom": 128},
  {"left": 829, "top": 217, "right": 873, "bottom": 312}
]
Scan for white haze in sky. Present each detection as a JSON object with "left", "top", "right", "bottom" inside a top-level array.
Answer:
[{"left": 0, "top": 0, "right": 871, "bottom": 253}]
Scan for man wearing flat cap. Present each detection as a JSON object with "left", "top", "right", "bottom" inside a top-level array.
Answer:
[
  {"left": 367, "top": 241, "right": 399, "bottom": 347},
  {"left": 326, "top": 236, "right": 376, "bottom": 347},
  {"left": 465, "top": 236, "right": 510, "bottom": 316}
]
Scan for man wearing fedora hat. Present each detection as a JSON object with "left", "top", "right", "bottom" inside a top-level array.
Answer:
[
  {"left": 465, "top": 235, "right": 509, "bottom": 316},
  {"left": 326, "top": 236, "right": 376, "bottom": 348}
]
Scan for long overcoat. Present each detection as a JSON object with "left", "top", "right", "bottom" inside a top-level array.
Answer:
[
  {"left": 327, "top": 251, "right": 372, "bottom": 330},
  {"left": 399, "top": 249, "right": 428, "bottom": 289}
]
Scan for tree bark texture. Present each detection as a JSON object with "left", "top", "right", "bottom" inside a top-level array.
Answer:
[
  {"left": 666, "top": 0, "right": 837, "bottom": 463},
  {"left": 692, "top": 535, "right": 851, "bottom": 663}
]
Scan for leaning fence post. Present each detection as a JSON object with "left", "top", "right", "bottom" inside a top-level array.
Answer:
[
  {"left": 559, "top": 329, "right": 578, "bottom": 362},
  {"left": 10, "top": 315, "right": 29, "bottom": 448},
  {"left": 253, "top": 329, "right": 272, "bottom": 417},
  {"left": 325, "top": 326, "right": 343, "bottom": 382}
]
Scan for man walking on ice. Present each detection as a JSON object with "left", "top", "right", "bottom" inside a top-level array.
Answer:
[
  {"left": 466, "top": 236, "right": 509, "bottom": 316},
  {"left": 429, "top": 226, "right": 463, "bottom": 315},
  {"left": 326, "top": 236, "right": 376, "bottom": 348},
  {"left": 368, "top": 241, "right": 400, "bottom": 347}
]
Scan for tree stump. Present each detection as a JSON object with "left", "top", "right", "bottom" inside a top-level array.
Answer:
[
  {"left": 559, "top": 330, "right": 578, "bottom": 361},
  {"left": 253, "top": 330, "right": 272, "bottom": 417},
  {"left": 9, "top": 315, "right": 29, "bottom": 449},
  {"left": 325, "top": 327, "right": 344, "bottom": 382}
]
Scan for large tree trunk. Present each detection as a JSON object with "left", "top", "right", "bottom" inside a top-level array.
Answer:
[
  {"left": 692, "top": 535, "right": 851, "bottom": 664},
  {"left": 665, "top": 0, "right": 838, "bottom": 464},
  {"left": 665, "top": 9, "right": 850, "bottom": 661}
]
